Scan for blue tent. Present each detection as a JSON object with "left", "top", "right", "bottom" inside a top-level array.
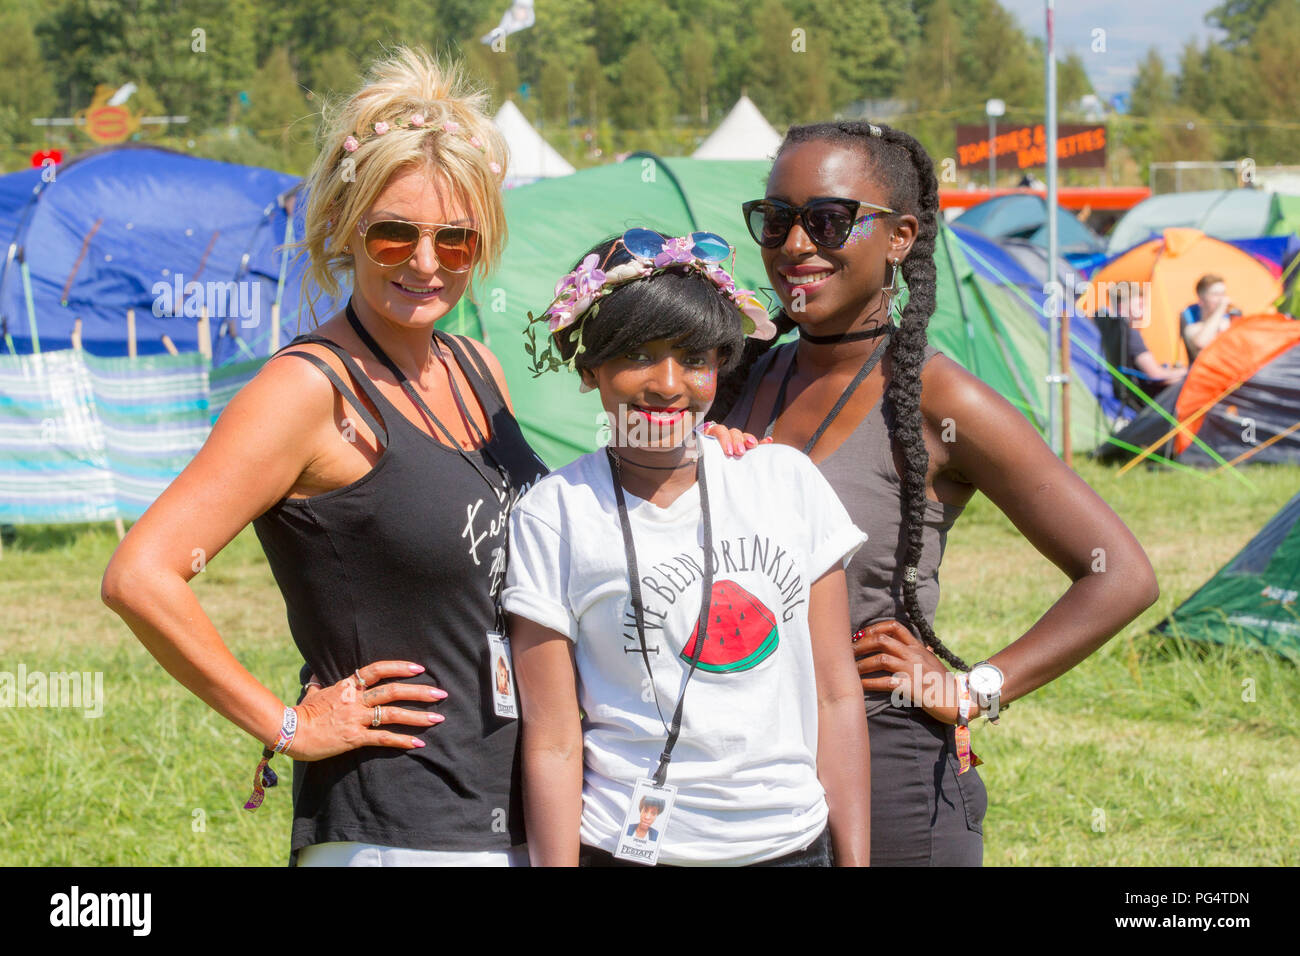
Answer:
[
  {"left": 950, "top": 224, "right": 1125, "bottom": 422},
  {"left": 952, "top": 193, "right": 1104, "bottom": 257},
  {"left": 0, "top": 145, "right": 341, "bottom": 364}
]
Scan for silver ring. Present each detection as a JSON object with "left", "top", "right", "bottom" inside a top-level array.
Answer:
[
  {"left": 354, "top": 668, "right": 368, "bottom": 689},
  {"left": 371, "top": 705, "right": 382, "bottom": 728}
]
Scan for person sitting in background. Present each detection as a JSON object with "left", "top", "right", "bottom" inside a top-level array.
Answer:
[
  {"left": 1122, "top": 284, "right": 1186, "bottom": 395},
  {"left": 1181, "top": 274, "right": 1241, "bottom": 362}
]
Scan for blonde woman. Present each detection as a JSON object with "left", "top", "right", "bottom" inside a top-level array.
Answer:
[{"left": 102, "top": 48, "right": 549, "bottom": 866}]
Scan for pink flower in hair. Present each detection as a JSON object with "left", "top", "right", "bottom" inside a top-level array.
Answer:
[
  {"left": 443, "top": 120, "right": 461, "bottom": 133},
  {"left": 489, "top": 161, "right": 502, "bottom": 175},
  {"left": 409, "top": 113, "right": 426, "bottom": 127},
  {"left": 708, "top": 266, "right": 736, "bottom": 296},
  {"left": 342, "top": 135, "right": 360, "bottom": 153},
  {"left": 374, "top": 121, "right": 390, "bottom": 136},
  {"left": 469, "top": 135, "right": 483, "bottom": 149},
  {"left": 653, "top": 235, "right": 695, "bottom": 268},
  {"left": 572, "top": 254, "right": 606, "bottom": 299},
  {"left": 546, "top": 303, "right": 576, "bottom": 333}
]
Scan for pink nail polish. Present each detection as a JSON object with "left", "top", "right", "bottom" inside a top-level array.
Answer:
[
  {"left": 429, "top": 688, "right": 447, "bottom": 699},
  {"left": 430, "top": 714, "right": 445, "bottom": 723},
  {"left": 409, "top": 664, "right": 425, "bottom": 673},
  {"left": 412, "top": 738, "right": 426, "bottom": 747}
]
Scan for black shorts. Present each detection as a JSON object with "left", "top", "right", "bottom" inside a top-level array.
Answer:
[{"left": 868, "top": 704, "right": 987, "bottom": 866}]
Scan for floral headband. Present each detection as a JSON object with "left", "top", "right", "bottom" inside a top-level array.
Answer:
[
  {"left": 524, "top": 229, "right": 778, "bottom": 379},
  {"left": 341, "top": 114, "right": 502, "bottom": 176}
]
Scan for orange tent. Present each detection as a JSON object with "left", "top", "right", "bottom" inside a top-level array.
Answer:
[
  {"left": 1080, "top": 228, "right": 1282, "bottom": 367},
  {"left": 1173, "top": 313, "right": 1300, "bottom": 455}
]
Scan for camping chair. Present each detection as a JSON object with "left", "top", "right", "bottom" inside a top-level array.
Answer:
[{"left": 1095, "top": 312, "right": 1161, "bottom": 413}]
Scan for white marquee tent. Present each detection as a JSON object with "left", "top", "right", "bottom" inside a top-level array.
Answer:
[
  {"left": 492, "top": 99, "right": 575, "bottom": 188},
  {"left": 692, "top": 95, "right": 782, "bottom": 161}
]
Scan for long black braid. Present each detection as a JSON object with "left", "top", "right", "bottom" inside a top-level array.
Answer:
[{"left": 716, "top": 120, "right": 969, "bottom": 672}]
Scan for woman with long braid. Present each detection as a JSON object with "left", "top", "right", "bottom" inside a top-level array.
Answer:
[{"left": 715, "top": 121, "right": 1158, "bottom": 865}]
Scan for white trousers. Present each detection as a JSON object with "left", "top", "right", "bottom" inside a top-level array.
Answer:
[{"left": 298, "top": 841, "right": 530, "bottom": 867}]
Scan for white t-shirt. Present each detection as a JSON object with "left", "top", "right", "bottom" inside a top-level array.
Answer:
[{"left": 503, "top": 435, "right": 866, "bottom": 865}]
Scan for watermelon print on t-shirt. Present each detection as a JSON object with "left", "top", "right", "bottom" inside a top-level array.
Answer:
[{"left": 680, "top": 580, "right": 779, "bottom": 673}]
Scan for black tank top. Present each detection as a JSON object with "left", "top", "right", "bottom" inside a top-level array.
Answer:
[{"left": 252, "top": 330, "right": 548, "bottom": 857}]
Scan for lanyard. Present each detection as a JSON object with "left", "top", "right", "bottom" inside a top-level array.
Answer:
[
  {"left": 764, "top": 324, "right": 895, "bottom": 455},
  {"left": 346, "top": 301, "right": 514, "bottom": 630},
  {"left": 606, "top": 447, "right": 714, "bottom": 788},
  {"left": 345, "top": 300, "right": 511, "bottom": 500}
]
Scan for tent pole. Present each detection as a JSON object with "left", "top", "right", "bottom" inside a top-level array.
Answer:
[
  {"left": 21, "top": 258, "right": 39, "bottom": 354},
  {"left": 161, "top": 334, "right": 178, "bottom": 356},
  {"left": 198, "top": 306, "right": 211, "bottom": 360},
  {"left": 127, "top": 308, "right": 137, "bottom": 358},
  {"left": 272, "top": 207, "right": 294, "bottom": 355},
  {"left": 1045, "top": 0, "right": 1061, "bottom": 456},
  {"left": 72, "top": 318, "right": 82, "bottom": 351},
  {"left": 1061, "top": 308, "right": 1072, "bottom": 463}
]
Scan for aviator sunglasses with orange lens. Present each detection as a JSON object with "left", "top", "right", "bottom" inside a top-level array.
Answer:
[
  {"left": 741, "top": 197, "right": 895, "bottom": 250},
  {"left": 356, "top": 218, "right": 480, "bottom": 273}
]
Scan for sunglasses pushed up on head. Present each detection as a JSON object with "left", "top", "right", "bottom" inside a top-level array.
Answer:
[
  {"left": 741, "top": 197, "right": 895, "bottom": 250},
  {"left": 356, "top": 218, "right": 480, "bottom": 273}
]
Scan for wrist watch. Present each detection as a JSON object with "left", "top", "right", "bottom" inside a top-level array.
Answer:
[{"left": 967, "top": 661, "right": 1004, "bottom": 722}]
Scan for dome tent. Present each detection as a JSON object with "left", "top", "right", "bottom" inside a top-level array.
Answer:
[
  {"left": 952, "top": 193, "right": 1104, "bottom": 257},
  {"left": 1093, "top": 314, "right": 1300, "bottom": 469},
  {"left": 1155, "top": 488, "right": 1300, "bottom": 656},
  {"left": 0, "top": 145, "right": 334, "bottom": 364},
  {"left": 1105, "top": 188, "right": 1294, "bottom": 255},
  {"left": 1080, "top": 228, "right": 1283, "bottom": 368}
]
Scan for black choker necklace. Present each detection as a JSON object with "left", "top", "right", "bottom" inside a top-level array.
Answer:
[
  {"left": 609, "top": 449, "right": 697, "bottom": 471},
  {"left": 799, "top": 323, "right": 894, "bottom": 345}
]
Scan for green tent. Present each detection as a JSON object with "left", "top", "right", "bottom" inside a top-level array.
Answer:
[
  {"left": 1267, "top": 192, "right": 1300, "bottom": 237},
  {"left": 448, "top": 155, "right": 1104, "bottom": 468},
  {"left": 1155, "top": 491, "right": 1300, "bottom": 656}
]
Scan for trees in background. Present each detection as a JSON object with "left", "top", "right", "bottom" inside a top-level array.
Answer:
[{"left": 4, "top": 0, "right": 1296, "bottom": 181}]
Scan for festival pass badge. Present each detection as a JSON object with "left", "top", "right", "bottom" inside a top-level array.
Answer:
[
  {"left": 613, "top": 778, "right": 677, "bottom": 866},
  {"left": 487, "top": 631, "right": 517, "bottom": 720}
]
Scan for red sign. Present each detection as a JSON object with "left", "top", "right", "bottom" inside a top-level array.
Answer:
[
  {"left": 86, "top": 104, "right": 135, "bottom": 144},
  {"left": 955, "top": 123, "right": 1106, "bottom": 170},
  {"left": 31, "top": 149, "right": 63, "bottom": 167}
]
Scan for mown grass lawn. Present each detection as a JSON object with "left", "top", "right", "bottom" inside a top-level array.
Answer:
[{"left": 1, "top": 457, "right": 1297, "bottom": 865}]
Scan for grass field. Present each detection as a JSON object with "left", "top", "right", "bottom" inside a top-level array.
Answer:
[{"left": 1, "top": 458, "right": 1297, "bottom": 866}]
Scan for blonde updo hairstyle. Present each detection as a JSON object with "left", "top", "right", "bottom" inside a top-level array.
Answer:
[{"left": 299, "top": 46, "right": 509, "bottom": 317}]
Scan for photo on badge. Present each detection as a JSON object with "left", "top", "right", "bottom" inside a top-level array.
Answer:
[
  {"left": 487, "top": 631, "right": 517, "bottom": 720},
  {"left": 613, "top": 778, "right": 677, "bottom": 866}
]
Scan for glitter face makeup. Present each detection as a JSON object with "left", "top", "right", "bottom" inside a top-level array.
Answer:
[
  {"left": 843, "top": 213, "right": 882, "bottom": 247},
  {"left": 683, "top": 366, "right": 717, "bottom": 400}
]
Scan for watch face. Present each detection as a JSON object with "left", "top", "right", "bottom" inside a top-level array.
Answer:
[{"left": 968, "top": 665, "right": 1003, "bottom": 696}]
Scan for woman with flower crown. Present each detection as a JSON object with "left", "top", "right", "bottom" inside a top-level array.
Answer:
[{"left": 504, "top": 229, "right": 870, "bottom": 866}]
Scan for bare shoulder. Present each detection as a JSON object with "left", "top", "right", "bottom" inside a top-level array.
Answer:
[
  {"left": 919, "top": 352, "right": 1025, "bottom": 432},
  {"left": 456, "top": 335, "right": 514, "bottom": 407}
]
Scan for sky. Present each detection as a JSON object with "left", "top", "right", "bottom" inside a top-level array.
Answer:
[{"left": 1000, "top": 0, "right": 1227, "bottom": 100}]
